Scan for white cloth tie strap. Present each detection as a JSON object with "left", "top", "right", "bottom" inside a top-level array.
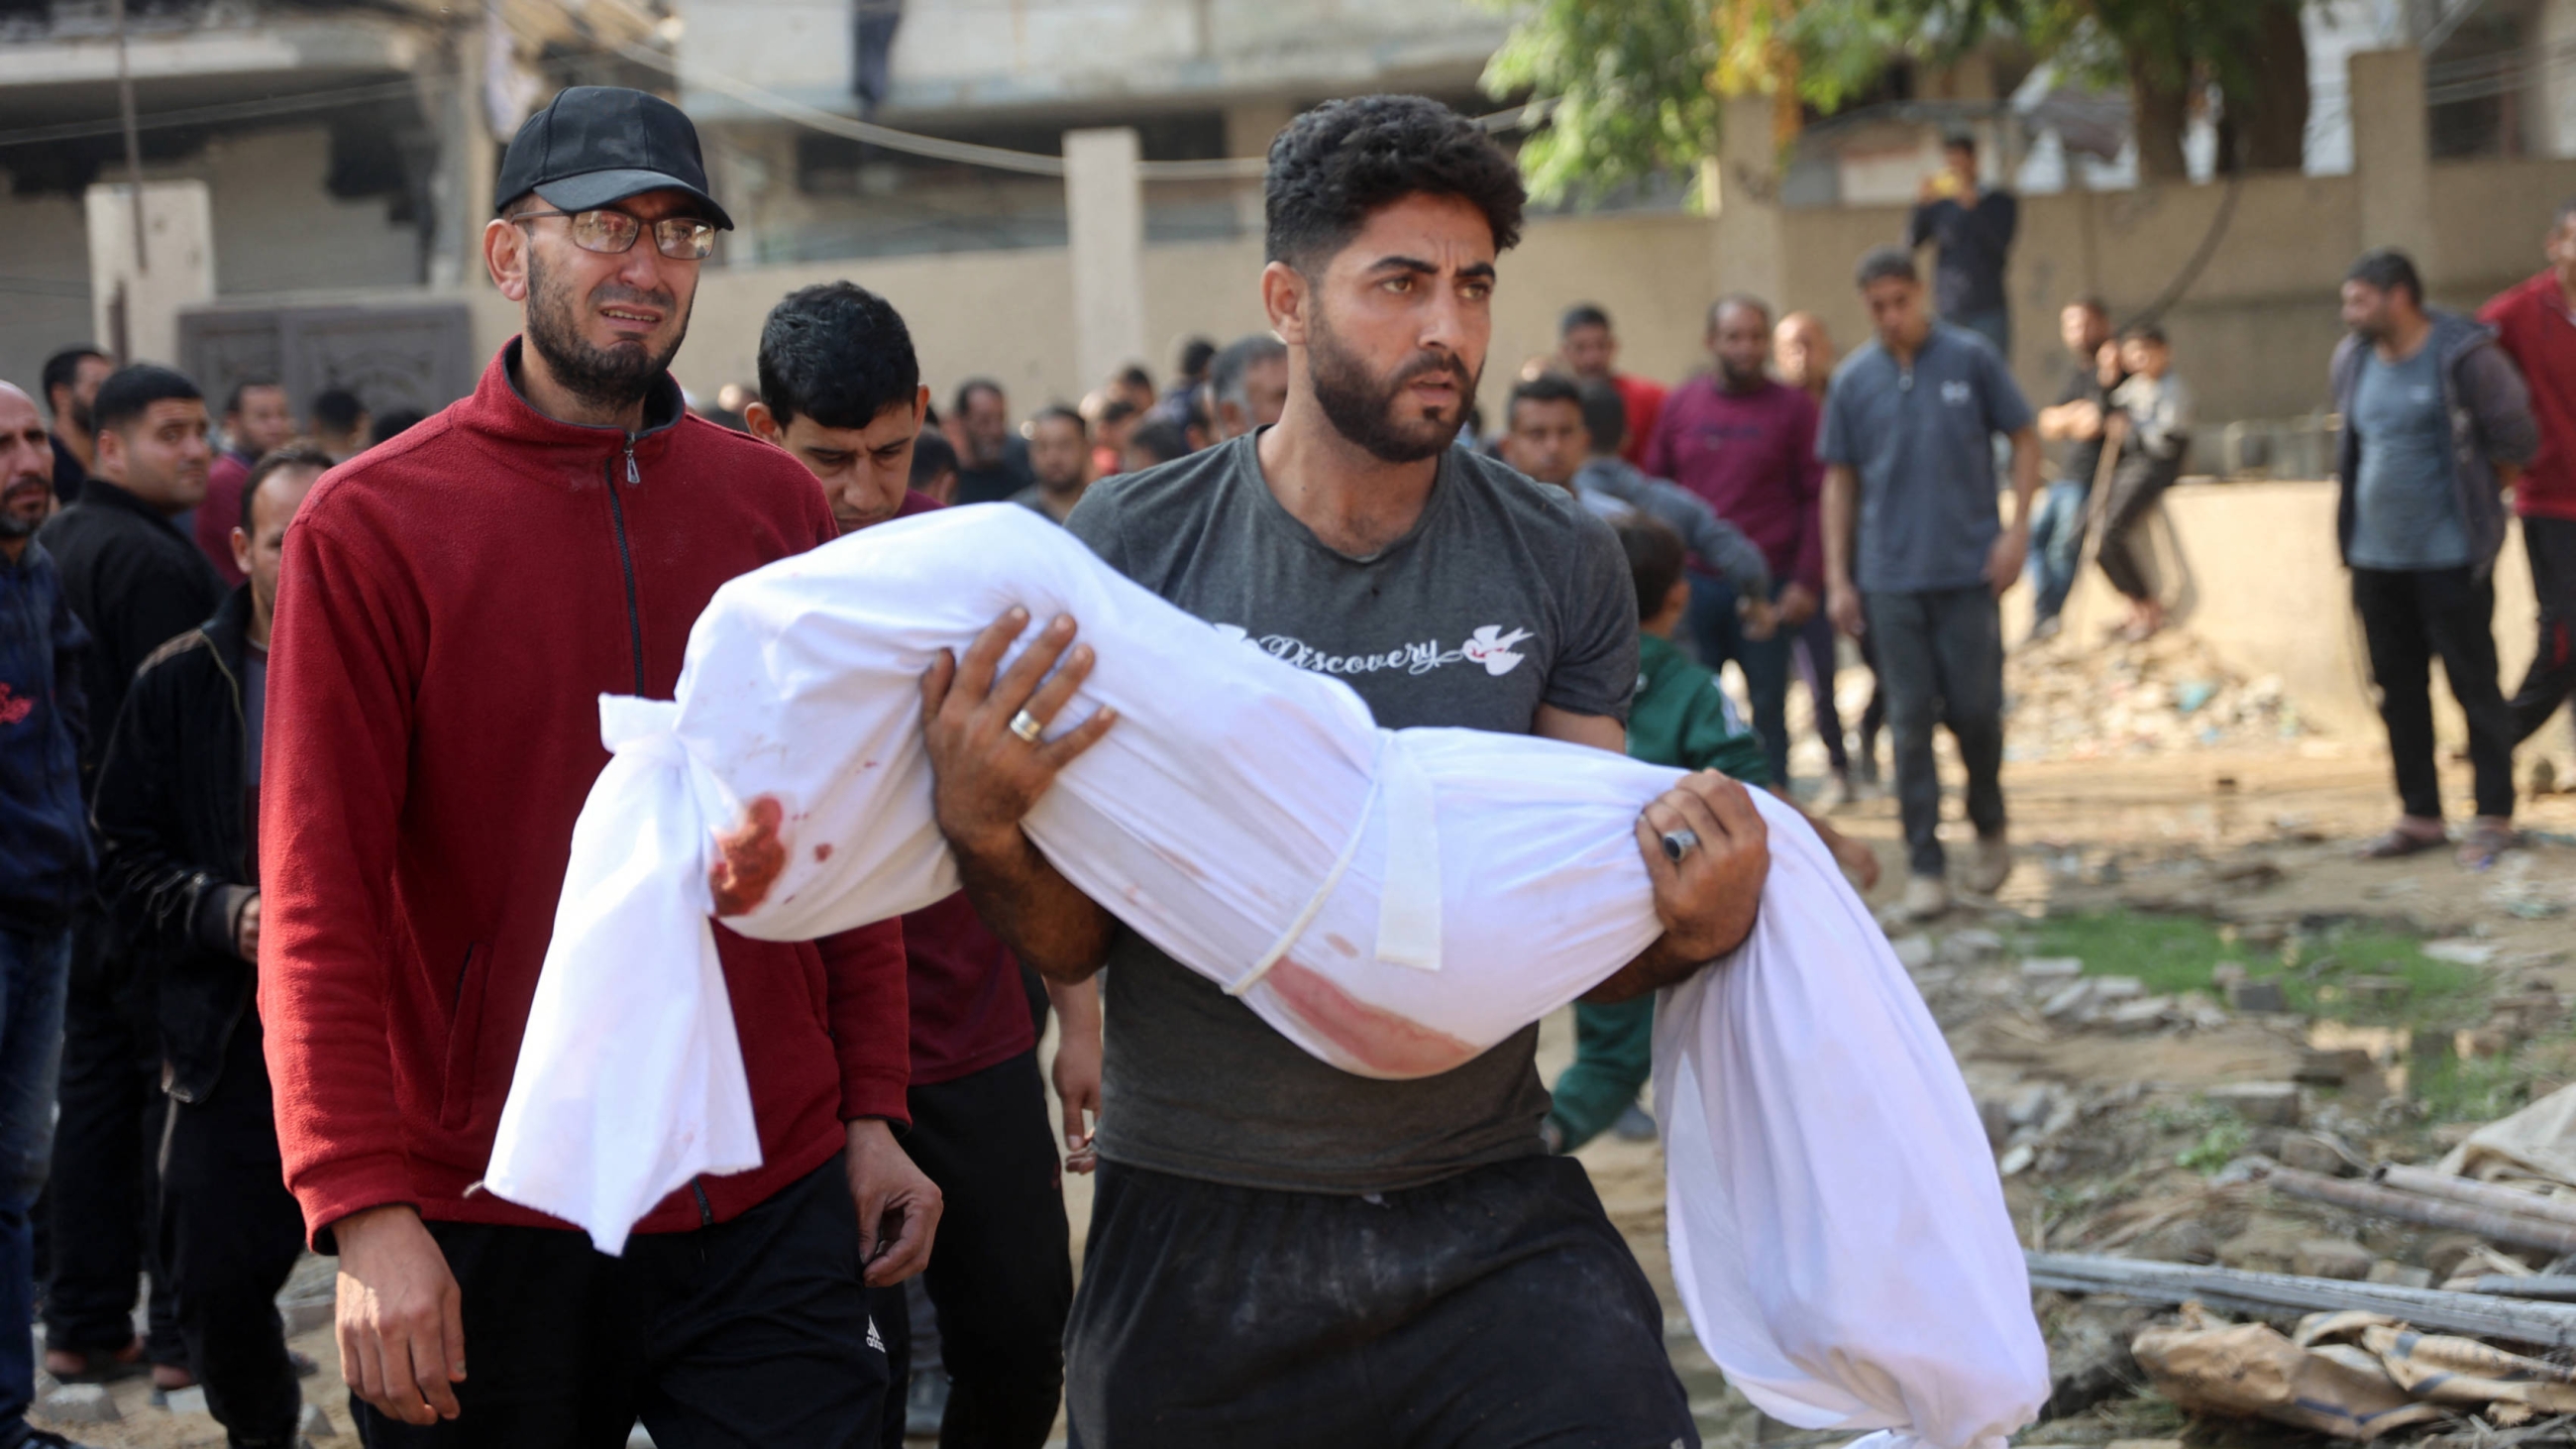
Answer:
[
  {"left": 1226, "top": 731, "right": 1443, "bottom": 996},
  {"left": 1373, "top": 730, "right": 1443, "bottom": 974}
]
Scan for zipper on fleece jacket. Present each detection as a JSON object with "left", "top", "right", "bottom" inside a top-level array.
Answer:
[
  {"left": 604, "top": 435, "right": 706, "bottom": 1228},
  {"left": 601, "top": 441, "right": 647, "bottom": 695}
]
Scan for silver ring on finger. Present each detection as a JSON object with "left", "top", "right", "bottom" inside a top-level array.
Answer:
[
  {"left": 1661, "top": 828, "right": 1701, "bottom": 864},
  {"left": 1009, "top": 708, "right": 1046, "bottom": 744}
]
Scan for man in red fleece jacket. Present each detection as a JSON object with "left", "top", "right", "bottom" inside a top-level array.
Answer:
[
  {"left": 259, "top": 86, "right": 934, "bottom": 1447},
  {"left": 2481, "top": 198, "right": 2576, "bottom": 773}
]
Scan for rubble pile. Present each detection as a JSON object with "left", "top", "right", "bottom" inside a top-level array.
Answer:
[
  {"left": 1889, "top": 905, "right": 2576, "bottom": 1446},
  {"left": 2007, "top": 628, "right": 2303, "bottom": 761}
]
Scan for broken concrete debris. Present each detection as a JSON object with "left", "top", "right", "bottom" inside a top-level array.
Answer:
[
  {"left": 37, "top": 1384, "right": 119, "bottom": 1424},
  {"left": 2207, "top": 1082, "right": 2304, "bottom": 1127}
]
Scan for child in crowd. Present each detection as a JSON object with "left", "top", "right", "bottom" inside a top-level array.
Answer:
[
  {"left": 1545, "top": 515, "right": 1881, "bottom": 1153},
  {"left": 2099, "top": 326, "right": 2193, "bottom": 640}
]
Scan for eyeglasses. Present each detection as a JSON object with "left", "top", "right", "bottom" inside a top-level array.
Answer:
[{"left": 511, "top": 208, "right": 716, "bottom": 261}]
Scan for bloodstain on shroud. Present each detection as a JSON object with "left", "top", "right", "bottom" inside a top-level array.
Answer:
[
  {"left": 1258, "top": 958, "right": 1479, "bottom": 1078},
  {"left": 710, "top": 796, "right": 788, "bottom": 916}
]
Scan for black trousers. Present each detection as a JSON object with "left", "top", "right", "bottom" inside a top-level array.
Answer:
[
  {"left": 1867, "top": 587, "right": 2007, "bottom": 879},
  {"left": 874, "top": 1050, "right": 1072, "bottom": 1449},
  {"left": 43, "top": 912, "right": 180, "bottom": 1364},
  {"left": 2510, "top": 514, "right": 2576, "bottom": 745},
  {"left": 1066, "top": 1155, "right": 1694, "bottom": 1449},
  {"left": 161, "top": 1018, "right": 306, "bottom": 1448},
  {"left": 2353, "top": 564, "right": 2518, "bottom": 820},
  {"left": 2096, "top": 450, "right": 2181, "bottom": 603},
  {"left": 353, "top": 1155, "right": 888, "bottom": 1449}
]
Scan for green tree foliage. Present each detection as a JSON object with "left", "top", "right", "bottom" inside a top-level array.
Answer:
[
  {"left": 1481, "top": 0, "right": 1723, "bottom": 204},
  {"left": 1482, "top": 0, "right": 2310, "bottom": 203}
]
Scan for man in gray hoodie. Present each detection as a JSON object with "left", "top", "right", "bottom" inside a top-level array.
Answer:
[{"left": 2333, "top": 248, "right": 2538, "bottom": 870}]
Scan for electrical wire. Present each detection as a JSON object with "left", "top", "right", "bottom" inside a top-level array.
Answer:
[
  {"left": 606, "top": 38, "right": 1553, "bottom": 182},
  {"left": 0, "top": 3, "right": 1548, "bottom": 182},
  {"left": 0, "top": 76, "right": 434, "bottom": 150}
]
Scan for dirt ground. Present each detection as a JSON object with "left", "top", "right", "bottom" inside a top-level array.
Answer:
[{"left": 36, "top": 654, "right": 2576, "bottom": 1446}]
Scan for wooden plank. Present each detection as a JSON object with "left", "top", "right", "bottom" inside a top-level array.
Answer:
[
  {"left": 2377, "top": 1165, "right": 2576, "bottom": 1231},
  {"left": 2025, "top": 1252, "right": 2576, "bottom": 1347},
  {"left": 2265, "top": 1168, "right": 2576, "bottom": 1256}
]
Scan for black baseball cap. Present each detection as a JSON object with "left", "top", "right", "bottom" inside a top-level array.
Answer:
[{"left": 493, "top": 86, "right": 734, "bottom": 231}]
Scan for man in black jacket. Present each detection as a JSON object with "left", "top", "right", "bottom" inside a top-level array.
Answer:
[
  {"left": 93, "top": 444, "right": 326, "bottom": 1449},
  {"left": 32, "top": 364, "right": 218, "bottom": 1388}
]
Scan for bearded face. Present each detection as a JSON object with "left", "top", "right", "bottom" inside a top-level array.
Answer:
[
  {"left": 1305, "top": 294, "right": 1480, "bottom": 465},
  {"left": 523, "top": 244, "right": 694, "bottom": 416}
]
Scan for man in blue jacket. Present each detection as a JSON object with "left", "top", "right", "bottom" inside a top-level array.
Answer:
[
  {"left": 2334, "top": 249, "right": 2539, "bottom": 871},
  {"left": 0, "top": 377, "right": 100, "bottom": 1449}
]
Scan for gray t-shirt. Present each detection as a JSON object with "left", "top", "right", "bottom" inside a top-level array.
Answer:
[
  {"left": 1818, "top": 324, "right": 2035, "bottom": 594},
  {"left": 2348, "top": 342, "right": 2467, "bottom": 571},
  {"left": 1063, "top": 433, "right": 1640, "bottom": 1192}
]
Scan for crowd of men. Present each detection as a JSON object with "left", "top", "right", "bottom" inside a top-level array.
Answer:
[{"left": 0, "top": 76, "right": 2572, "bottom": 1449}]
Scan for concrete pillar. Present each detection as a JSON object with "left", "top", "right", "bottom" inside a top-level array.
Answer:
[
  {"left": 2541, "top": 0, "right": 2576, "bottom": 159},
  {"left": 1064, "top": 127, "right": 1146, "bottom": 390},
  {"left": 84, "top": 180, "right": 214, "bottom": 367},
  {"left": 1224, "top": 100, "right": 1294, "bottom": 236},
  {"left": 1705, "top": 93, "right": 1785, "bottom": 311},
  {"left": 2349, "top": 49, "right": 2435, "bottom": 275},
  {"left": 423, "top": 21, "right": 495, "bottom": 291}
]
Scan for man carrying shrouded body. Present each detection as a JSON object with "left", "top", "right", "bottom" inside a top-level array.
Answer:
[{"left": 919, "top": 94, "right": 1771, "bottom": 1447}]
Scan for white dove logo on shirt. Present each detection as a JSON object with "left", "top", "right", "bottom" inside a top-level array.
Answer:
[
  {"left": 1208, "top": 621, "right": 1536, "bottom": 680},
  {"left": 1460, "top": 625, "right": 1533, "bottom": 676}
]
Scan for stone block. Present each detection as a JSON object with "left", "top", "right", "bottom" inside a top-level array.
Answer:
[
  {"left": 2105, "top": 996, "right": 2178, "bottom": 1034},
  {"left": 2226, "top": 978, "right": 2290, "bottom": 1014},
  {"left": 1977, "top": 1094, "right": 2013, "bottom": 1148},
  {"left": 303, "top": 1400, "right": 340, "bottom": 1438},
  {"left": 2294, "top": 1238, "right": 2376, "bottom": 1281},
  {"left": 163, "top": 1385, "right": 209, "bottom": 1415},
  {"left": 39, "top": 1384, "right": 119, "bottom": 1423},
  {"left": 2347, "top": 975, "right": 2411, "bottom": 1007},
  {"left": 2212, "top": 961, "right": 2249, "bottom": 991},
  {"left": 1941, "top": 928, "right": 2005, "bottom": 965},
  {"left": 2041, "top": 980, "right": 2096, "bottom": 1020},
  {"left": 2020, "top": 956, "right": 2084, "bottom": 980},
  {"left": 2005, "top": 1083, "right": 2058, "bottom": 1128},
  {"left": 2277, "top": 1133, "right": 2350, "bottom": 1175},
  {"left": 2295, "top": 1049, "right": 2378, "bottom": 1087},
  {"left": 1890, "top": 934, "right": 1936, "bottom": 971},
  {"left": 2368, "top": 1261, "right": 2434, "bottom": 1288},
  {"left": 2206, "top": 1081, "right": 2303, "bottom": 1127}
]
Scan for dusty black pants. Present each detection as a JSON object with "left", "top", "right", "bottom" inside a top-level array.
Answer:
[
  {"left": 160, "top": 1019, "right": 305, "bottom": 1448},
  {"left": 2096, "top": 449, "right": 2182, "bottom": 603},
  {"left": 1066, "top": 1155, "right": 1694, "bottom": 1449},
  {"left": 2510, "top": 515, "right": 2576, "bottom": 745},
  {"left": 42, "top": 911, "right": 179, "bottom": 1364},
  {"left": 874, "top": 1050, "right": 1072, "bottom": 1449},
  {"left": 352, "top": 1155, "right": 888, "bottom": 1449},
  {"left": 2353, "top": 564, "right": 2518, "bottom": 820}
]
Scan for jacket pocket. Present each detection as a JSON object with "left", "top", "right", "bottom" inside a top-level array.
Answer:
[{"left": 439, "top": 944, "right": 489, "bottom": 1131}]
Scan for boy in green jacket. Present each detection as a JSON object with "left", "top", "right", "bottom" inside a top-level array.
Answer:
[{"left": 1546, "top": 515, "right": 1880, "bottom": 1152}]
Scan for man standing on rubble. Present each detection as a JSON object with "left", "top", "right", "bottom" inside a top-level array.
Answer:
[
  {"left": 1821, "top": 246, "right": 2040, "bottom": 922},
  {"left": 919, "top": 94, "right": 1771, "bottom": 1444},
  {"left": 260, "top": 86, "right": 933, "bottom": 1446},
  {"left": 2338, "top": 248, "right": 2535, "bottom": 870}
]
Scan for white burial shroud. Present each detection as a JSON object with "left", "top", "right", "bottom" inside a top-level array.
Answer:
[{"left": 487, "top": 503, "right": 2046, "bottom": 1449}]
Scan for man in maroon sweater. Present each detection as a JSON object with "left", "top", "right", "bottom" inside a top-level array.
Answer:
[
  {"left": 1644, "top": 293, "right": 1826, "bottom": 788},
  {"left": 260, "top": 87, "right": 933, "bottom": 1446},
  {"left": 748, "top": 279, "right": 1101, "bottom": 1448}
]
